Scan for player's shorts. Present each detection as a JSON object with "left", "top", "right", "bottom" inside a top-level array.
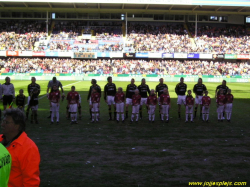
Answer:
[
  {"left": 31, "top": 105, "right": 38, "bottom": 111},
  {"left": 148, "top": 105, "right": 156, "bottom": 115},
  {"left": 186, "top": 105, "right": 193, "bottom": 114},
  {"left": 202, "top": 105, "right": 210, "bottom": 114},
  {"left": 132, "top": 105, "right": 140, "bottom": 114},
  {"left": 116, "top": 102, "right": 124, "bottom": 113},
  {"left": 140, "top": 98, "right": 147, "bottom": 105},
  {"left": 51, "top": 102, "right": 59, "bottom": 112},
  {"left": 91, "top": 103, "right": 99, "bottom": 112},
  {"left": 161, "top": 105, "right": 169, "bottom": 114},
  {"left": 177, "top": 95, "right": 186, "bottom": 105},
  {"left": 69, "top": 104, "right": 77, "bottom": 113},
  {"left": 195, "top": 95, "right": 203, "bottom": 105},
  {"left": 225, "top": 103, "right": 233, "bottom": 113},
  {"left": 126, "top": 98, "right": 132, "bottom": 105},
  {"left": 3, "top": 95, "right": 13, "bottom": 106},
  {"left": 107, "top": 96, "right": 115, "bottom": 105},
  {"left": 217, "top": 105, "right": 224, "bottom": 113}
]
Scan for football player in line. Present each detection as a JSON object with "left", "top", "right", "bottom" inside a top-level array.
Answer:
[
  {"left": 138, "top": 78, "right": 150, "bottom": 119},
  {"left": 156, "top": 78, "right": 168, "bottom": 118},
  {"left": 201, "top": 90, "right": 211, "bottom": 122},
  {"left": 48, "top": 85, "right": 61, "bottom": 125},
  {"left": 225, "top": 89, "right": 234, "bottom": 122},
  {"left": 215, "top": 80, "right": 229, "bottom": 119},
  {"left": 67, "top": 86, "right": 80, "bottom": 124},
  {"left": 29, "top": 87, "right": 39, "bottom": 124},
  {"left": 159, "top": 88, "right": 171, "bottom": 123},
  {"left": 126, "top": 78, "right": 137, "bottom": 119},
  {"left": 185, "top": 90, "right": 194, "bottom": 123},
  {"left": 90, "top": 88, "right": 101, "bottom": 123},
  {"left": 175, "top": 77, "right": 187, "bottom": 119},
  {"left": 147, "top": 89, "right": 157, "bottom": 123},
  {"left": 130, "top": 89, "right": 141, "bottom": 123},
  {"left": 193, "top": 78, "right": 207, "bottom": 119},
  {"left": 87, "top": 79, "right": 101, "bottom": 120},
  {"left": 104, "top": 76, "right": 117, "bottom": 121},
  {"left": 216, "top": 89, "right": 226, "bottom": 122},
  {"left": 16, "top": 89, "right": 26, "bottom": 112},
  {"left": 114, "top": 87, "right": 125, "bottom": 123}
]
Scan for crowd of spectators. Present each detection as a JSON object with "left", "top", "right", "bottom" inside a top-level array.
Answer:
[{"left": 0, "top": 57, "right": 249, "bottom": 76}]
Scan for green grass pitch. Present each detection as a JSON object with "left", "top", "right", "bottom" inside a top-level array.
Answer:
[{"left": 4, "top": 80, "right": 250, "bottom": 186}]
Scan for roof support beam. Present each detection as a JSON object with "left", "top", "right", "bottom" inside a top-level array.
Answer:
[
  {"left": 169, "top": 5, "right": 174, "bottom": 11},
  {"left": 48, "top": 3, "right": 52, "bottom": 8},
  {"left": 145, "top": 4, "right": 149, "bottom": 10},
  {"left": 23, "top": 3, "right": 28, "bottom": 8},
  {"left": 73, "top": 3, "right": 76, "bottom": 9},
  {"left": 192, "top": 5, "right": 198, "bottom": 11},
  {"left": 238, "top": 7, "right": 245, "bottom": 12},
  {"left": 98, "top": 3, "right": 100, "bottom": 9},
  {"left": 122, "top": 4, "right": 124, "bottom": 9},
  {"left": 215, "top": 6, "right": 222, "bottom": 11},
  {"left": 0, "top": 3, "right": 5, "bottom": 7}
]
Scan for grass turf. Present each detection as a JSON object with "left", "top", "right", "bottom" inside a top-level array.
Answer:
[{"left": 3, "top": 80, "right": 250, "bottom": 186}]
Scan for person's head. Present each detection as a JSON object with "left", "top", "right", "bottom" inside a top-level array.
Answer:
[
  {"left": 141, "top": 78, "right": 146, "bottom": 85},
  {"left": 118, "top": 87, "right": 123, "bottom": 93},
  {"left": 5, "top": 77, "right": 10, "bottom": 84},
  {"left": 1, "top": 108, "right": 26, "bottom": 137},
  {"left": 204, "top": 90, "right": 208, "bottom": 96},
  {"left": 159, "top": 78, "right": 164, "bottom": 84},
  {"left": 150, "top": 89, "right": 155, "bottom": 95},
  {"left": 163, "top": 88, "right": 168, "bottom": 95},
  {"left": 107, "top": 76, "right": 112, "bottom": 83},
  {"left": 180, "top": 77, "right": 184, "bottom": 84},
  {"left": 91, "top": 79, "right": 97, "bottom": 85},
  {"left": 131, "top": 78, "right": 135, "bottom": 85},
  {"left": 71, "top": 86, "right": 75, "bottom": 92},
  {"left": 134, "top": 89, "right": 139, "bottom": 95},
  {"left": 188, "top": 90, "right": 192, "bottom": 95},
  {"left": 52, "top": 77, "right": 57, "bottom": 83},
  {"left": 31, "top": 77, "right": 36, "bottom": 84},
  {"left": 19, "top": 89, "right": 23, "bottom": 95},
  {"left": 222, "top": 80, "right": 226, "bottom": 86},
  {"left": 228, "top": 89, "right": 231, "bottom": 94},
  {"left": 198, "top": 78, "right": 202, "bottom": 84}
]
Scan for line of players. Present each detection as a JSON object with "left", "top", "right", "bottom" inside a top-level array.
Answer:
[{"left": 2, "top": 76, "right": 233, "bottom": 124}]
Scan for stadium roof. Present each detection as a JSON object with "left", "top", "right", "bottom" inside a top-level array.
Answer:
[{"left": 0, "top": 1, "right": 250, "bottom": 15}]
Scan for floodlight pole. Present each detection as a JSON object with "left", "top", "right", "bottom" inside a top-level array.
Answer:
[
  {"left": 195, "top": 13, "right": 197, "bottom": 37},
  {"left": 46, "top": 11, "right": 49, "bottom": 36},
  {"left": 126, "top": 12, "right": 128, "bottom": 38}
]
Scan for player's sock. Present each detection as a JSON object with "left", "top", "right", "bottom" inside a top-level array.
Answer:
[
  {"left": 206, "top": 114, "right": 209, "bottom": 121},
  {"left": 89, "top": 109, "right": 92, "bottom": 118},
  {"left": 149, "top": 115, "right": 151, "bottom": 121},
  {"left": 55, "top": 111, "right": 59, "bottom": 122},
  {"left": 202, "top": 114, "right": 205, "bottom": 121},
  {"left": 136, "top": 114, "right": 139, "bottom": 121},
  {"left": 34, "top": 113, "right": 38, "bottom": 122},
  {"left": 109, "top": 108, "right": 112, "bottom": 119},
  {"left": 191, "top": 114, "right": 193, "bottom": 121},
  {"left": 217, "top": 113, "right": 220, "bottom": 120},
  {"left": 114, "top": 112, "right": 117, "bottom": 119},
  {"left": 96, "top": 113, "right": 99, "bottom": 121},
  {"left": 121, "top": 113, "right": 124, "bottom": 121},
  {"left": 117, "top": 113, "right": 119, "bottom": 121},
  {"left": 152, "top": 114, "right": 155, "bottom": 121},
  {"left": 131, "top": 114, "right": 134, "bottom": 121},
  {"left": 161, "top": 114, "right": 164, "bottom": 121},
  {"left": 92, "top": 113, "right": 95, "bottom": 121},
  {"left": 229, "top": 112, "right": 231, "bottom": 120},
  {"left": 186, "top": 114, "right": 188, "bottom": 121},
  {"left": 139, "top": 107, "right": 142, "bottom": 118},
  {"left": 194, "top": 107, "right": 197, "bottom": 117},
  {"left": 178, "top": 112, "right": 181, "bottom": 118},
  {"left": 126, "top": 111, "right": 128, "bottom": 118},
  {"left": 75, "top": 113, "right": 77, "bottom": 121},
  {"left": 166, "top": 114, "right": 169, "bottom": 120},
  {"left": 159, "top": 111, "right": 161, "bottom": 118},
  {"left": 51, "top": 111, "right": 55, "bottom": 122}
]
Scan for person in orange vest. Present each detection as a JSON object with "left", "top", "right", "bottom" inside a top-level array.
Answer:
[{"left": 0, "top": 108, "right": 40, "bottom": 187}]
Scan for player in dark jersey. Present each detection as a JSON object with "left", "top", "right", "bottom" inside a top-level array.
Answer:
[
  {"left": 104, "top": 76, "right": 117, "bottom": 120},
  {"left": 155, "top": 78, "right": 168, "bottom": 117},
  {"left": 125, "top": 78, "right": 137, "bottom": 119},
  {"left": 29, "top": 87, "right": 39, "bottom": 124},
  {"left": 215, "top": 80, "right": 229, "bottom": 97},
  {"left": 216, "top": 89, "right": 226, "bottom": 122},
  {"left": 87, "top": 79, "right": 101, "bottom": 119},
  {"left": 175, "top": 77, "right": 187, "bottom": 119},
  {"left": 138, "top": 78, "right": 150, "bottom": 119},
  {"left": 26, "top": 77, "right": 40, "bottom": 120},
  {"left": 193, "top": 78, "right": 207, "bottom": 118},
  {"left": 16, "top": 89, "right": 26, "bottom": 112}
]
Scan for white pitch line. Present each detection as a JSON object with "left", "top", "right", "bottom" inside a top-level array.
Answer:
[{"left": 24, "top": 81, "right": 82, "bottom": 106}]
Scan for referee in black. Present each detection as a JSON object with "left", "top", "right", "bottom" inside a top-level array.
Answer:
[
  {"left": 125, "top": 78, "right": 137, "bottom": 119},
  {"left": 175, "top": 77, "right": 187, "bottom": 119},
  {"left": 193, "top": 78, "right": 207, "bottom": 118},
  {"left": 26, "top": 77, "right": 40, "bottom": 119},
  {"left": 138, "top": 78, "right": 150, "bottom": 119},
  {"left": 87, "top": 79, "right": 102, "bottom": 119},
  {"left": 104, "top": 76, "right": 117, "bottom": 120},
  {"left": 156, "top": 78, "right": 168, "bottom": 118}
]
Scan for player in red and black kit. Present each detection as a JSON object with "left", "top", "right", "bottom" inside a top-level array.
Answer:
[
  {"left": 126, "top": 78, "right": 137, "bottom": 119},
  {"left": 215, "top": 80, "right": 229, "bottom": 119},
  {"left": 114, "top": 87, "right": 125, "bottom": 123},
  {"left": 185, "top": 90, "right": 194, "bottom": 123},
  {"left": 216, "top": 89, "right": 226, "bottom": 122},
  {"left": 131, "top": 89, "right": 141, "bottom": 123},
  {"left": 87, "top": 79, "right": 101, "bottom": 119},
  {"left": 67, "top": 86, "right": 80, "bottom": 124},
  {"left": 147, "top": 89, "right": 157, "bottom": 123},
  {"left": 49, "top": 85, "right": 61, "bottom": 124},
  {"left": 193, "top": 78, "right": 207, "bottom": 119},
  {"left": 138, "top": 78, "right": 150, "bottom": 119},
  {"left": 155, "top": 78, "right": 168, "bottom": 117},
  {"left": 225, "top": 89, "right": 234, "bottom": 122},
  {"left": 91, "top": 88, "right": 101, "bottom": 122},
  {"left": 159, "top": 88, "right": 171, "bottom": 123},
  {"left": 202, "top": 90, "right": 211, "bottom": 122}
]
